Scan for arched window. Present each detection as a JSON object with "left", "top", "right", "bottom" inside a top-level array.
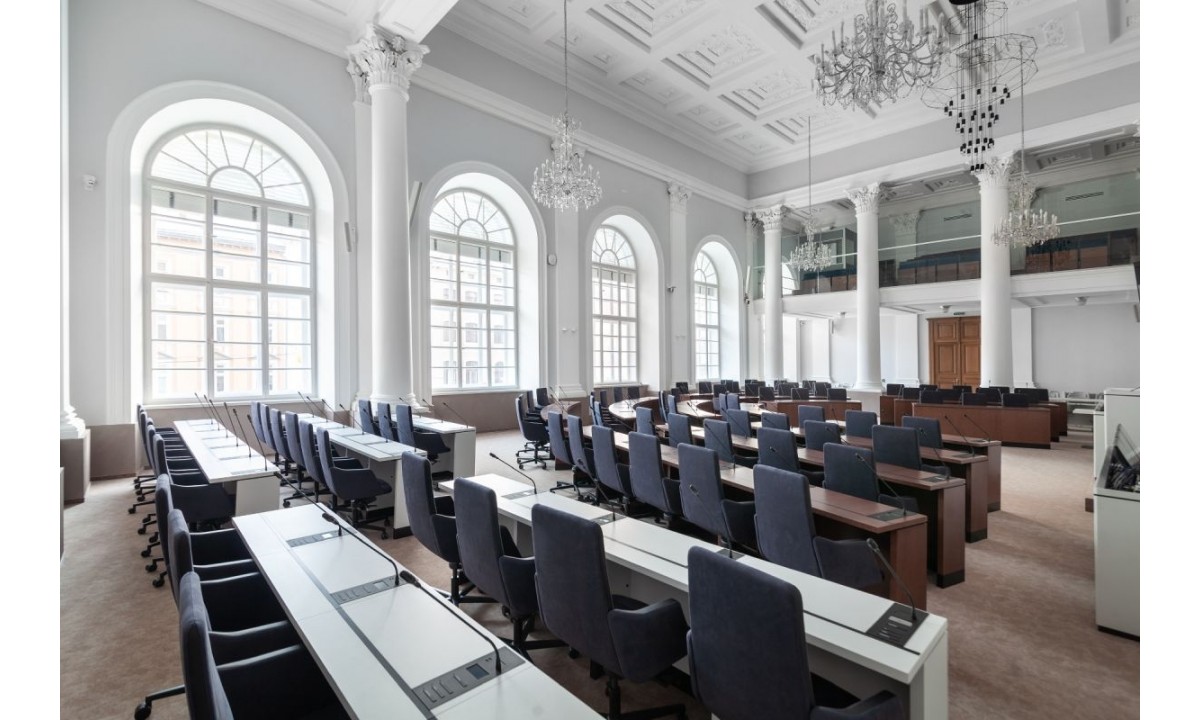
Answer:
[
  {"left": 694, "top": 252, "right": 720, "bottom": 380},
  {"left": 145, "top": 128, "right": 313, "bottom": 400},
  {"left": 429, "top": 190, "right": 517, "bottom": 389},
  {"left": 782, "top": 263, "right": 798, "bottom": 294},
  {"left": 592, "top": 226, "right": 638, "bottom": 384}
]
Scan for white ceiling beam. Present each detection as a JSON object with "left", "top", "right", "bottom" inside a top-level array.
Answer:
[{"left": 377, "top": 0, "right": 462, "bottom": 41}]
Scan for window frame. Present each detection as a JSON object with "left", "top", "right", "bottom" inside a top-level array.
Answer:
[
  {"left": 694, "top": 251, "right": 720, "bottom": 381},
  {"left": 591, "top": 225, "right": 639, "bottom": 385},
  {"left": 141, "top": 124, "right": 316, "bottom": 403},
  {"left": 427, "top": 188, "right": 520, "bottom": 393}
]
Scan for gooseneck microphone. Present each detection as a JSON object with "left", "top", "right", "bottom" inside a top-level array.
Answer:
[
  {"left": 195, "top": 393, "right": 217, "bottom": 426},
  {"left": 941, "top": 415, "right": 976, "bottom": 456},
  {"left": 706, "top": 426, "right": 737, "bottom": 471},
  {"left": 488, "top": 452, "right": 539, "bottom": 496},
  {"left": 960, "top": 413, "right": 992, "bottom": 443},
  {"left": 230, "top": 407, "right": 254, "bottom": 458},
  {"left": 244, "top": 413, "right": 271, "bottom": 470},
  {"left": 855, "top": 452, "right": 909, "bottom": 517},
  {"left": 914, "top": 428, "right": 951, "bottom": 481},
  {"left": 316, "top": 397, "right": 335, "bottom": 421},
  {"left": 399, "top": 569, "right": 503, "bottom": 676},
  {"left": 219, "top": 402, "right": 243, "bottom": 447},
  {"left": 688, "top": 483, "right": 733, "bottom": 558},
  {"left": 436, "top": 400, "right": 470, "bottom": 426},
  {"left": 203, "top": 395, "right": 231, "bottom": 437},
  {"left": 315, "top": 507, "right": 402, "bottom": 588},
  {"left": 866, "top": 538, "right": 919, "bottom": 622},
  {"left": 338, "top": 403, "right": 356, "bottom": 430},
  {"left": 297, "top": 391, "right": 320, "bottom": 417}
]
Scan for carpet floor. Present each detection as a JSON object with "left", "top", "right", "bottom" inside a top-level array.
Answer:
[{"left": 60, "top": 430, "right": 1138, "bottom": 719}]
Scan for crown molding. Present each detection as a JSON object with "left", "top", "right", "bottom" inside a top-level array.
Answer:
[{"left": 196, "top": 0, "right": 353, "bottom": 55}]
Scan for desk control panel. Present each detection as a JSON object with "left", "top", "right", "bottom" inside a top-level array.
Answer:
[
  {"left": 502, "top": 489, "right": 537, "bottom": 500},
  {"left": 414, "top": 649, "right": 524, "bottom": 708},
  {"left": 287, "top": 530, "right": 341, "bottom": 548},
  {"left": 330, "top": 575, "right": 405, "bottom": 604}
]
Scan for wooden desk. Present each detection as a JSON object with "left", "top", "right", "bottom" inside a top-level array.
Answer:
[
  {"left": 845, "top": 436, "right": 990, "bottom": 542},
  {"left": 880, "top": 395, "right": 903, "bottom": 425},
  {"left": 607, "top": 396, "right": 660, "bottom": 424},
  {"left": 914, "top": 404, "right": 1052, "bottom": 449},
  {"left": 941, "top": 434, "right": 1003, "bottom": 512},
  {"left": 761, "top": 399, "right": 863, "bottom": 424},
  {"left": 792, "top": 447, "right": 966, "bottom": 588},
  {"left": 539, "top": 400, "right": 579, "bottom": 423}
]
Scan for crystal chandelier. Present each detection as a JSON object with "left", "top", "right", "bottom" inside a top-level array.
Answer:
[
  {"left": 994, "top": 44, "right": 1059, "bottom": 247},
  {"left": 813, "top": 0, "right": 946, "bottom": 110},
  {"left": 923, "top": 0, "right": 1036, "bottom": 172},
  {"left": 787, "top": 117, "right": 834, "bottom": 273},
  {"left": 532, "top": 0, "right": 601, "bottom": 212}
]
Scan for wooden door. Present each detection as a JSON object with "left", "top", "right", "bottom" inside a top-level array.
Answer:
[{"left": 928, "top": 316, "right": 981, "bottom": 388}]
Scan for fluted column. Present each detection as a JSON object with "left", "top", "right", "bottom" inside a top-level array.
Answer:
[
  {"left": 757, "top": 205, "right": 785, "bottom": 381},
  {"left": 668, "top": 182, "right": 692, "bottom": 385},
  {"left": 348, "top": 26, "right": 428, "bottom": 405},
  {"left": 848, "top": 183, "right": 883, "bottom": 391},
  {"left": 974, "top": 152, "right": 1015, "bottom": 388}
]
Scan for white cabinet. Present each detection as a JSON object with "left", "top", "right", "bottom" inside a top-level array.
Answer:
[{"left": 1092, "top": 388, "right": 1139, "bottom": 638}]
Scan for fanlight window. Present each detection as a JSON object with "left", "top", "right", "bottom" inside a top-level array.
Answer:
[{"left": 151, "top": 129, "right": 309, "bottom": 206}]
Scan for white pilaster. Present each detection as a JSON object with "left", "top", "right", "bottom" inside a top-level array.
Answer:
[
  {"left": 847, "top": 183, "right": 883, "bottom": 392},
  {"left": 349, "top": 63, "right": 373, "bottom": 406},
  {"left": 61, "top": 8, "right": 84, "bottom": 439},
  {"left": 743, "top": 213, "right": 760, "bottom": 379},
  {"left": 974, "top": 152, "right": 1015, "bottom": 388},
  {"left": 668, "top": 182, "right": 692, "bottom": 386},
  {"left": 756, "top": 205, "right": 785, "bottom": 381},
  {"left": 347, "top": 26, "right": 428, "bottom": 406},
  {"left": 550, "top": 208, "right": 585, "bottom": 398}
]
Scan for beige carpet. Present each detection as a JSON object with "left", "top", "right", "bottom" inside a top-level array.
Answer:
[{"left": 60, "top": 431, "right": 1138, "bottom": 719}]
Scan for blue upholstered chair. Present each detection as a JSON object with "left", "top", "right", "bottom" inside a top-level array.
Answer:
[
  {"left": 797, "top": 405, "right": 825, "bottom": 425},
  {"left": 723, "top": 408, "right": 753, "bottom": 439},
  {"left": 455, "top": 478, "right": 562, "bottom": 658},
  {"left": 376, "top": 401, "right": 396, "bottom": 441},
  {"left": 628, "top": 431, "right": 683, "bottom": 524},
  {"left": 702, "top": 419, "right": 739, "bottom": 467},
  {"left": 1001, "top": 392, "right": 1030, "bottom": 408},
  {"left": 844, "top": 410, "right": 878, "bottom": 439},
  {"left": 803, "top": 421, "right": 841, "bottom": 453},
  {"left": 356, "top": 398, "right": 378, "bottom": 435},
  {"left": 667, "top": 412, "right": 693, "bottom": 449},
  {"left": 635, "top": 406, "right": 655, "bottom": 436},
  {"left": 316, "top": 427, "right": 392, "bottom": 538},
  {"left": 827, "top": 387, "right": 848, "bottom": 401},
  {"left": 901, "top": 416, "right": 944, "bottom": 449},
  {"left": 545, "top": 410, "right": 586, "bottom": 497},
  {"left": 757, "top": 427, "right": 799, "bottom": 474},
  {"left": 871, "top": 425, "right": 942, "bottom": 475},
  {"left": 961, "top": 392, "right": 989, "bottom": 406},
  {"left": 567, "top": 413, "right": 598, "bottom": 493},
  {"left": 791, "top": 386, "right": 811, "bottom": 400},
  {"left": 531, "top": 504, "right": 689, "bottom": 720},
  {"left": 677, "top": 443, "right": 756, "bottom": 550},
  {"left": 822, "top": 443, "right": 916, "bottom": 513},
  {"left": 918, "top": 391, "right": 942, "bottom": 404},
  {"left": 395, "top": 403, "right": 451, "bottom": 460},
  {"left": 686, "top": 548, "right": 905, "bottom": 720},
  {"left": 759, "top": 385, "right": 776, "bottom": 401},
  {"left": 884, "top": 384, "right": 905, "bottom": 396},
  {"left": 760, "top": 410, "right": 790, "bottom": 431},
  {"left": 514, "top": 395, "right": 550, "bottom": 469},
  {"left": 591, "top": 425, "right": 635, "bottom": 513},
  {"left": 900, "top": 387, "right": 920, "bottom": 400},
  {"left": 400, "top": 452, "right": 484, "bottom": 606}
]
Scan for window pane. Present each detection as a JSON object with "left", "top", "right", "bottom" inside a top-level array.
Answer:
[
  {"left": 215, "top": 369, "right": 263, "bottom": 398},
  {"left": 268, "top": 293, "right": 309, "bottom": 319},
  {"left": 152, "top": 282, "right": 205, "bottom": 313},
  {"left": 214, "top": 343, "right": 261, "bottom": 369},
  {"left": 214, "top": 288, "right": 261, "bottom": 317},
  {"left": 215, "top": 315, "right": 261, "bottom": 343},
  {"left": 152, "top": 312, "right": 205, "bottom": 341},
  {"left": 152, "top": 341, "right": 205, "bottom": 370},
  {"left": 267, "top": 319, "right": 309, "bottom": 344},
  {"left": 213, "top": 252, "right": 261, "bottom": 283},
  {"left": 268, "top": 369, "right": 310, "bottom": 395},
  {"left": 267, "top": 233, "right": 310, "bottom": 264},
  {"left": 151, "top": 245, "right": 206, "bottom": 278},
  {"left": 267, "top": 260, "right": 310, "bottom": 288},
  {"left": 269, "top": 344, "right": 311, "bottom": 369},
  {"left": 152, "top": 370, "right": 206, "bottom": 399}
]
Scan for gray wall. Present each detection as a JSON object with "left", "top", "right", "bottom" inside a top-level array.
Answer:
[{"left": 1033, "top": 304, "right": 1140, "bottom": 393}]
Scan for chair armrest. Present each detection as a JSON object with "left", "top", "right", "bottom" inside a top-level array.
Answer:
[
  {"left": 609, "top": 598, "right": 688, "bottom": 683},
  {"left": 210, "top": 620, "right": 299, "bottom": 663},
  {"left": 200, "top": 572, "right": 287, "bottom": 631},
  {"left": 195, "top": 559, "right": 260, "bottom": 583},
  {"left": 810, "top": 690, "right": 906, "bottom": 720},
  {"left": 170, "top": 483, "right": 234, "bottom": 526},
  {"left": 217, "top": 645, "right": 341, "bottom": 719},
  {"left": 721, "top": 499, "right": 758, "bottom": 549},
  {"left": 498, "top": 556, "right": 539, "bottom": 617},
  {"left": 190, "top": 528, "right": 250, "bottom": 563},
  {"left": 662, "top": 477, "right": 683, "bottom": 515}
]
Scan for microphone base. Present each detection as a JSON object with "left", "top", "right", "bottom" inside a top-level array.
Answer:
[
  {"left": 866, "top": 602, "right": 928, "bottom": 647},
  {"left": 502, "top": 489, "right": 538, "bottom": 500},
  {"left": 870, "top": 509, "right": 911, "bottom": 522}
]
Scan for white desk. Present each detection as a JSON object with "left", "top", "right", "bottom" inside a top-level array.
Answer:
[
  {"left": 323, "top": 425, "right": 426, "bottom": 538},
  {"left": 441, "top": 474, "right": 950, "bottom": 720},
  {"left": 235, "top": 505, "right": 601, "bottom": 719},
  {"left": 173, "top": 419, "right": 281, "bottom": 515}
]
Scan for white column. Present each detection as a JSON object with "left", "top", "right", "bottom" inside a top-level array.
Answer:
[
  {"left": 348, "top": 26, "right": 428, "bottom": 406},
  {"left": 757, "top": 205, "right": 785, "bottom": 381},
  {"left": 848, "top": 183, "right": 883, "bottom": 392},
  {"left": 348, "top": 64, "right": 373, "bottom": 404},
  {"left": 974, "top": 152, "right": 1015, "bottom": 388},
  {"left": 743, "top": 213, "right": 760, "bottom": 379},
  {"left": 667, "top": 182, "right": 692, "bottom": 386},
  {"left": 550, "top": 208, "right": 585, "bottom": 398}
]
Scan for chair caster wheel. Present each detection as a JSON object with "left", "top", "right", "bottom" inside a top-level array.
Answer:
[
  {"left": 137, "top": 526, "right": 147, "bottom": 535},
  {"left": 128, "top": 507, "right": 137, "bottom": 514},
  {"left": 134, "top": 701, "right": 152, "bottom": 719},
  {"left": 283, "top": 500, "right": 291, "bottom": 508},
  {"left": 141, "top": 548, "right": 151, "bottom": 558},
  {"left": 151, "top": 577, "right": 164, "bottom": 589},
  {"left": 568, "top": 648, "right": 580, "bottom": 659},
  {"left": 145, "top": 561, "right": 158, "bottom": 573}
]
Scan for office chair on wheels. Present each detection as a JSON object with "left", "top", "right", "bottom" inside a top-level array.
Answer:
[{"left": 514, "top": 395, "right": 551, "bottom": 469}]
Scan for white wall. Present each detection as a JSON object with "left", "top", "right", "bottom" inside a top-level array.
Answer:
[
  {"left": 1033, "top": 304, "right": 1140, "bottom": 393},
  {"left": 830, "top": 315, "right": 857, "bottom": 386}
]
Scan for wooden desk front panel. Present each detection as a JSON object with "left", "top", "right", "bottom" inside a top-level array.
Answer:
[
  {"left": 762, "top": 399, "right": 863, "bottom": 424},
  {"left": 912, "top": 404, "right": 1053, "bottom": 448}
]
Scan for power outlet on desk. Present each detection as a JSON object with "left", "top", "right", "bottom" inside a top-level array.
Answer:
[{"left": 415, "top": 648, "right": 524, "bottom": 709}]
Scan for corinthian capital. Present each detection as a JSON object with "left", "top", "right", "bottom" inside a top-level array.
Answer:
[
  {"left": 889, "top": 211, "right": 920, "bottom": 237},
  {"left": 755, "top": 205, "right": 786, "bottom": 232},
  {"left": 846, "top": 182, "right": 883, "bottom": 215},
  {"left": 973, "top": 152, "right": 1014, "bottom": 190},
  {"left": 668, "top": 182, "right": 692, "bottom": 212},
  {"left": 347, "top": 25, "right": 429, "bottom": 98}
]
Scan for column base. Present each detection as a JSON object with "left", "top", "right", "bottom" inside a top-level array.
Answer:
[{"left": 852, "top": 381, "right": 884, "bottom": 392}]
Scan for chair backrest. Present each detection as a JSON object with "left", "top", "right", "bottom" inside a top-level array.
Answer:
[
  {"left": 535, "top": 387, "right": 551, "bottom": 408},
  {"left": 979, "top": 387, "right": 1002, "bottom": 403},
  {"left": 356, "top": 398, "right": 377, "bottom": 435},
  {"left": 590, "top": 426, "right": 627, "bottom": 497},
  {"left": 657, "top": 391, "right": 668, "bottom": 422},
  {"left": 283, "top": 411, "right": 306, "bottom": 471},
  {"left": 377, "top": 402, "right": 396, "bottom": 441},
  {"left": 686, "top": 548, "right": 817, "bottom": 720},
  {"left": 675, "top": 381, "right": 689, "bottom": 393},
  {"left": 178, "top": 572, "right": 237, "bottom": 720},
  {"left": 166, "top": 508, "right": 195, "bottom": 602},
  {"left": 758, "top": 386, "right": 776, "bottom": 401},
  {"left": 941, "top": 389, "right": 963, "bottom": 403},
  {"left": 667, "top": 412, "right": 692, "bottom": 448},
  {"left": 393, "top": 403, "right": 419, "bottom": 445},
  {"left": 720, "top": 392, "right": 736, "bottom": 411},
  {"left": 712, "top": 383, "right": 727, "bottom": 397},
  {"left": 155, "top": 475, "right": 175, "bottom": 561},
  {"left": 628, "top": 431, "right": 668, "bottom": 514},
  {"left": 803, "top": 421, "right": 841, "bottom": 451},
  {"left": 1032, "top": 387, "right": 1050, "bottom": 402},
  {"left": 885, "top": 383, "right": 905, "bottom": 396},
  {"left": 827, "top": 387, "right": 848, "bottom": 401},
  {"left": 702, "top": 419, "right": 735, "bottom": 464},
  {"left": 756, "top": 427, "right": 798, "bottom": 473},
  {"left": 952, "top": 384, "right": 972, "bottom": 393},
  {"left": 531, "top": 504, "right": 620, "bottom": 674},
  {"left": 871, "top": 425, "right": 922, "bottom": 470},
  {"left": 919, "top": 384, "right": 938, "bottom": 392},
  {"left": 453, "top": 477, "right": 509, "bottom": 605},
  {"left": 401, "top": 451, "right": 456, "bottom": 563},
  {"left": 596, "top": 389, "right": 609, "bottom": 407},
  {"left": 900, "top": 387, "right": 920, "bottom": 400},
  {"left": 635, "top": 406, "right": 655, "bottom": 436},
  {"left": 677, "top": 443, "right": 726, "bottom": 538},
  {"left": 992, "top": 386, "right": 1010, "bottom": 394},
  {"left": 297, "top": 419, "right": 325, "bottom": 487},
  {"left": 796, "top": 405, "right": 825, "bottom": 424},
  {"left": 745, "top": 381, "right": 760, "bottom": 398},
  {"left": 315, "top": 428, "right": 346, "bottom": 498},
  {"left": 814, "top": 382, "right": 830, "bottom": 397},
  {"left": 822, "top": 443, "right": 878, "bottom": 502},
  {"left": 752, "top": 467, "right": 819, "bottom": 577},
  {"left": 1002, "top": 393, "right": 1030, "bottom": 408},
  {"left": 844, "top": 410, "right": 878, "bottom": 439},
  {"left": 268, "top": 408, "right": 291, "bottom": 463},
  {"left": 723, "top": 408, "right": 752, "bottom": 439},
  {"left": 760, "top": 410, "right": 789, "bottom": 431},
  {"left": 666, "top": 393, "right": 680, "bottom": 416},
  {"left": 247, "top": 401, "right": 266, "bottom": 445},
  {"left": 546, "top": 411, "right": 573, "bottom": 467},
  {"left": 612, "top": 386, "right": 625, "bottom": 403},
  {"left": 698, "top": 381, "right": 713, "bottom": 394},
  {"left": 515, "top": 395, "right": 547, "bottom": 442},
  {"left": 918, "top": 390, "right": 943, "bottom": 404},
  {"left": 901, "top": 416, "right": 944, "bottom": 449},
  {"left": 790, "top": 386, "right": 810, "bottom": 400},
  {"left": 962, "top": 392, "right": 989, "bottom": 406},
  {"left": 727, "top": 380, "right": 741, "bottom": 394},
  {"left": 566, "top": 414, "right": 595, "bottom": 479},
  {"left": 256, "top": 403, "right": 275, "bottom": 451}
]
